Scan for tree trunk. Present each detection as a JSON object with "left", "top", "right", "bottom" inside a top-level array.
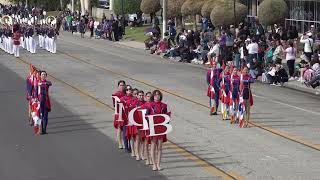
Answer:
[
  {"left": 87, "top": 0, "right": 91, "bottom": 16},
  {"left": 193, "top": 14, "right": 197, "bottom": 31},
  {"left": 60, "top": 0, "right": 63, "bottom": 10},
  {"left": 178, "top": 16, "right": 184, "bottom": 30},
  {"left": 150, "top": 13, "right": 154, "bottom": 25},
  {"left": 80, "top": 0, "right": 85, "bottom": 15}
]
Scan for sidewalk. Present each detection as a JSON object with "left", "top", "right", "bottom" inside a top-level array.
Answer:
[{"left": 116, "top": 39, "right": 320, "bottom": 95}]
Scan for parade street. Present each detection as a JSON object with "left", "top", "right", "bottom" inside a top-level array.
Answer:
[{"left": 1, "top": 32, "right": 320, "bottom": 180}]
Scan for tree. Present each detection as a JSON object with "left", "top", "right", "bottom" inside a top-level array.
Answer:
[
  {"left": 114, "top": 0, "right": 142, "bottom": 15},
  {"left": 160, "top": 0, "right": 185, "bottom": 18},
  {"left": 210, "top": 1, "right": 247, "bottom": 27},
  {"left": 258, "top": 0, "right": 288, "bottom": 26},
  {"left": 140, "top": 0, "right": 161, "bottom": 14},
  {"left": 201, "top": 0, "right": 220, "bottom": 18},
  {"left": 181, "top": 0, "right": 205, "bottom": 16},
  {"left": 181, "top": 0, "right": 206, "bottom": 30}
]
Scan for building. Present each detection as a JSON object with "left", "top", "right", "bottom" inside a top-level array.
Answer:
[
  {"left": 246, "top": 0, "right": 320, "bottom": 32},
  {"left": 286, "top": 0, "right": 320, "bottom": 32}
]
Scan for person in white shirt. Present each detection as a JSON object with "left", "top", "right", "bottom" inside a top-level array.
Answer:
[
  {"left": 284, "top": 41, "right": 297, "bottom": 80},
  {"left": 206, "top": 40, "right": 220, "bottom": 65},
  {"left": 300, "top": 32, "right": 314, "bottom": 61},
  {"left": 246, "top": 38, "right": 259, "bottom": 65}
]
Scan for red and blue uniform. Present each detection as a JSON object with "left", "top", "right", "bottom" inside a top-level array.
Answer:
[
  {"left": 207, "top": 67, "right": 222, "bottom": 110},
  {"left": 220, "top": 72, "right": 231, "bottom": 105},
  {"left": 38, "top": 79, "right": 52, "bottom": 134},
  {"left": 230, "top": 74, "right": 240, "bottom": 101},
  {"left": 240, "top": 74, "right": 254, "bottom": 106}
]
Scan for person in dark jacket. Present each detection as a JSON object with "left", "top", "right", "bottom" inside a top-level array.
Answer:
[{"left": 275, "top": 64, "right": 289, "bottom": 86}]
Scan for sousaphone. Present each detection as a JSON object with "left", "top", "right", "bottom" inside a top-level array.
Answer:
[
  {"left": 1, "top": 15, "right": 13, "bottom": 25},
  {"left": 45, "top": 16, "right": 56, "bottom": 26}
]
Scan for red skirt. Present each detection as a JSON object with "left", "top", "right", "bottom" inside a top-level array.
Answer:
[
  {"left": 140, "top": 129, "right": 147, "bottom": 142},
  {"left": 126, "top": 125, "right": 138, "bottom": 139},
  {"left": 150, "top": 135, "right": 167, "bottom": 142},
  {"left": 113, "top": 114, "right": 126, "bottom": 129}
]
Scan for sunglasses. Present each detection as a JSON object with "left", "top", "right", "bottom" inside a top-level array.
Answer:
[{"left": 126, "top": 88, "right": 132, "bottom": 91}]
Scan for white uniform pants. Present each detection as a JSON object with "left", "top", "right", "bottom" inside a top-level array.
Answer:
[
  {"left": 45, "top": 36, "right": 49, "bottom": 51},
  {"left": 29, "top": 37, "right": 36, "bottom": 54},
  {"left": 7, "top": 37, "right": 13, "bottom": 54},
  {"left": 39, "top": 35, "right": 44, "bottom": 48},
  {"left": 20, "top": 37, "right": 24, "bottom": 49},
  {"left": 49, "top": 38, "right": 56, "bottom": 53},
  {"left": 25, "top": 37, "right": 30, "bottom": 51},
  {"left": 4, "top": 37, "right": 8, "bottom": 53},
  {"left": 13, "top": 45, "right": 20, "bottom": 57},
  {"left": 0, "top": 37, "right": 3, "bottom": 50}
]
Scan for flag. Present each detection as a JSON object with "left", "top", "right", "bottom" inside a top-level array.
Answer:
[
  {"left": 210, "top": 86, "right": 216, "bottom": 114},
  {"left": 238, "top": 96, "right": 245, "bottom": 128},
  {"left": 239, "top": 74, "right": 246, "bottom": 128}
]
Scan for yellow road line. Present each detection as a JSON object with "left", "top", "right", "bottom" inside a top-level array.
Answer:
[
  {"left": 57, "top": 50, "right": 320, "bottom": 152},
  {"left": 17, "top": 57, "right": 243, "bottom": 180},
  {"left": 250, "top": 122, "right": 320, "bottom": 151}
]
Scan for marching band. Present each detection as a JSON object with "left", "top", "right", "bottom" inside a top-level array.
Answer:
[
  {"left": 0, "top": 14, "right": 58, "bottom": 57},
  {"left": 207, "top": 58, "right": 254, "bottom": 128}
]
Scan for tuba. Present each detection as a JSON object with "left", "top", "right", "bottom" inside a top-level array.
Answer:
[{"left": 1, "top": 15, "right": 13, "bottom": 25}]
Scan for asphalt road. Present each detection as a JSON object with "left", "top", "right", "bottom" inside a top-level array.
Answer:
[
  {"left": 0, "top": 62, "right": 166, "bottom": 180},
  {"left": 1, "top": 32, "right": 320, "bottom": 180}
]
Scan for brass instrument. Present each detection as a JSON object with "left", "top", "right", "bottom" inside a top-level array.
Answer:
[{"left": 1, "top": 15, "right": 13, "bottom": 25}]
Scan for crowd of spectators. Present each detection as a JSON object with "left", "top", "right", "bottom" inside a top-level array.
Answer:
[
  {"left": 61, "top": 10, "right": 124, "bottom": 41},
  {"left": 143, "top": 18, "right": 320, "bottom": 89},
  {"left": 18, "top": 6, "right": 318, "bottom": 90}
]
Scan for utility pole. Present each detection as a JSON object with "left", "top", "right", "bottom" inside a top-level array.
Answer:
[
  {"left": 234, "top": 0, "right": 236, "bottom": 26},
  {"left": 71, "top": 0, "right": 74, "bottom": 13},
  {"left": 110, "top": 0, "right": 114, "bottom": 11},
  {"left": 121, "top": 0, "right": 125, "bottom": 35},
  {"left": 162, "top": 0, "right": 167, "bottom": 39}
]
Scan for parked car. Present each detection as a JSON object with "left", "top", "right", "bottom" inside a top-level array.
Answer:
[{"left": 98, "top": 0, "right": 110, "bottom": 9}]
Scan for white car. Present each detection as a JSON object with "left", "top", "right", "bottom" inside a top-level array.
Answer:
[{"left": 99, "top": 1, "right": 110, "bottom": 9}]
